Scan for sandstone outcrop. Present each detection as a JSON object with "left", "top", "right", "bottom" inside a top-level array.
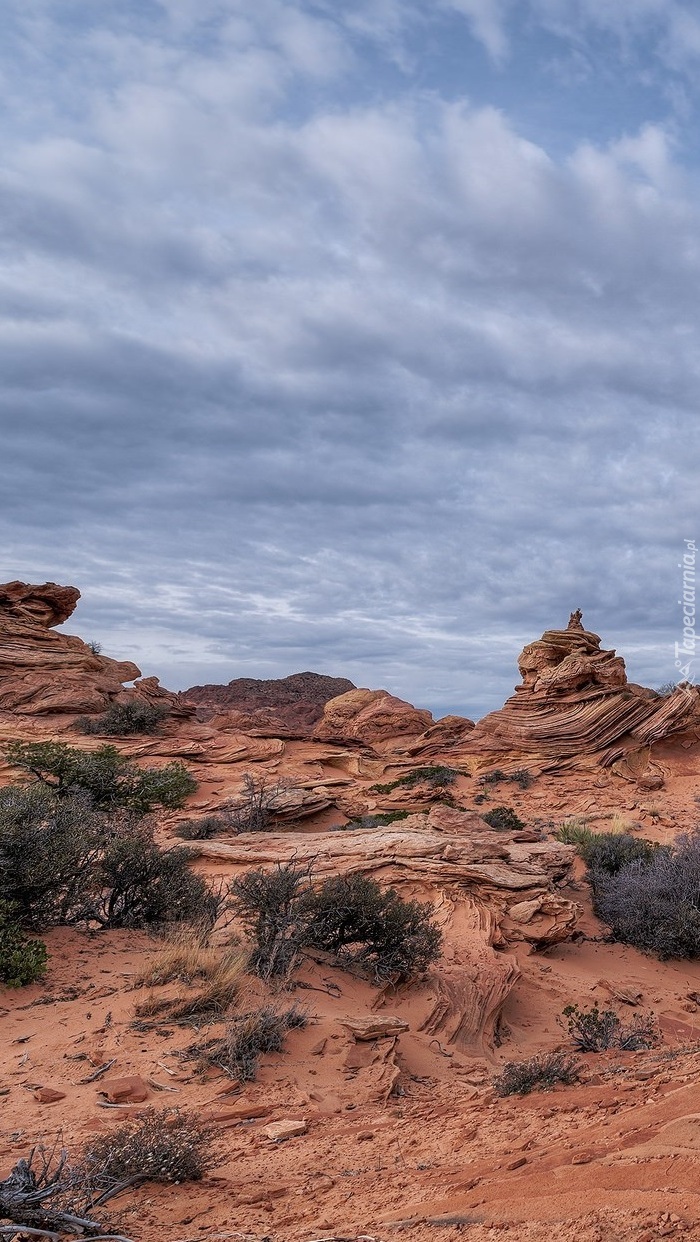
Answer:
[
  {"left": 468, "top": 610, "right": 700, "bottom": 773},
  {"left": 313, "top": 688, "right": 435, "bottom": 745},
  {"left": 191, "top": 806, "right": 580, "bottom": 1052},
  {"left": 0, "top": 580, "right": 193, "bottom": 718}
]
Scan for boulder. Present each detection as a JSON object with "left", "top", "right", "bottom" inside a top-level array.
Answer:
[{"left": 314, "top": 689, "right": 434, "bottom": 744}]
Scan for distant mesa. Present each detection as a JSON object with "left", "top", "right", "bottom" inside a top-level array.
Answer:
[{"left": 183, "top": 671, "right": 357, "bottom": 737}]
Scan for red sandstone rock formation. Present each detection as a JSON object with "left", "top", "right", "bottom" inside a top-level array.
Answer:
[
  {"left": 468, "top": 613, "right": 700, "bottom": 776},
  {"left": 313, "top": 688, "right": 435, "bottom": 745},
  {"left": 0, "top": 580, "right": 191, "bottom": 718}
]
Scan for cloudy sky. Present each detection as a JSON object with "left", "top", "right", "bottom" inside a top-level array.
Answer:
[{"left": 2, "top": 0, "right": 699, "bottom": 719}]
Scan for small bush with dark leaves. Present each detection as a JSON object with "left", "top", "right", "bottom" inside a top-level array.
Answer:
[
  {"left": 0, "top": 900, "right": 48, "bottom": 986},
  {"left": 493, "top": 1051, "right": 581, "bottom": 1096},
  {"left": 230, "top": 862, "right": 311, "bottom": 978},
  {"left": 4, "top": 740, "right": 197, "bottom": 812},
  {"left": 580, "top": 832, "right": 663, "bottom": 875},
  {"left": 302, "top": 872, "right": 442, "bottom": 983},
  {"left": 562, "top": 1004, "right": 659, "bottom": 1052},
  {"left": 481, "top": 806, "right": 525, "bottom": 832},
  {"left": 174, "top": 814, "right": 231, "bottom": 841},
  {"left": 77, "top": 700, "right": 169, "bottom": 736},
  {"left": 83, "top": 1108, "right": 216, "bottom": 1184}
]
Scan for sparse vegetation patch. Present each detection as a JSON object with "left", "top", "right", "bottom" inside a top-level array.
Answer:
[{"left": 493, "top": 1050, "right": 581, "bottom": 1096}]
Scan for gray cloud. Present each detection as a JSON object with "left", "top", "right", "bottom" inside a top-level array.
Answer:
[{"left": 1, "top": 1, "right": 698, "bottom": 720}]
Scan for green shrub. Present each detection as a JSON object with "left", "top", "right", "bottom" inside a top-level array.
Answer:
[
  {"left": 580, "top": 832, "right": 663, "bottom": 875},
  {"left": 230, "top": 862, "right": 311, "bottom": 978},
  {"left": 87, "top": 836, "right": 218, "bottom": 930},
  {"left": 562, "top": 1004, "right": 658, "bottom": 1052},
  {"left": 481, "top": 806, "right": 525, "bottom": 832},
  {"left": 4, "top": 741, "right": 196, "bottom": 812},
  {"left": 302, "top": 872, "right": 442, "bottom": 982},
  {"left": 77, "top": 700, "right": 169, "bottom": 736},
  {"left": 370, "top": 766, "right": 460, "bottom": 795},
  {"left": 0, "top": 783, "right": 218, "bottom": 933},
  {"left": 230, "top": 865, "right": 442, "bottom": 983},
  {"left": 479, "top": 768, "right": 533, "bottom": 790},
  {"left": 0, "top": 900, "right": 48, "bottom": 986},
  {"left": 493, "top": 1051, "right": 580, "bottom": 1096},
  {"left": 337, "top": 810, "right": 411, "bottom": 830},
  {"left": 83, "top": 1108, "right": 215, "bottom": 1183},
  {"left": 0, "top": 785, "right": 105, "bottom": 927},
  {"left": 554, "top": 820, "right": 595, "bottom": 848},
  {"left": 196, "top": 1005, "right": 307, "bottom": 1082}
]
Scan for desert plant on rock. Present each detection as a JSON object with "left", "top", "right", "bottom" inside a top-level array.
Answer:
[
  {"left": 481, "top": 805, "right": 525, "bottom": 832},
  {"left": 173, "top": 814, "right": 231, "bottom": 841},
  {"left": 370, "top": 766, "right": 461, "bottom": 794},
  {"left": 562, "top": 1003, "right": 659, "bottom": 1052},
  {"left": 226, "top": 772, "right": 292, "bottom": 833},
  {"left": 4, "top": 740, "right": 196, "bottom": 812},
  {"left": 77, "top": 699, "right": 169, "bottom": 736},
  {"left": 554, "top": 819, "right": 594, "bottom": 848},
  {"left": 493, "top": 1050, "right": 581, "bottom": 1096},
  {"left": 83, "top": 1108, "right": 216, "bottom": 1184},
  {"left": 0, "top": 900, "right": 48, "bottom": 986}
]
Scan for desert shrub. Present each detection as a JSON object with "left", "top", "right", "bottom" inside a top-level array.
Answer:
[
  {"left": 0, "top": 900, "right": 48, "bottom": 986},
  {"left": 225, "top": 772, "right": 293, "bottom": 834},
  {"left": 493, "top": 1051, "right": 581, "bottom": 1096},
  {"left": 230, "top": 862, "right": 311, "bottom": 978},
  {"left": 302, "top": 873, "right": 442, "bottom": 982},
  {"left": 481, "top": 806, "right": 525, "bottom": 832},
  {"left": 591, "top": 832, "right": 700, "bottom": 958},
  {"left": 0, "top": 783, "right": 218, "bottom": 934},
  {"left": 87, "top": 836, "right": 218, "bottom": 930},
  {"left": 173, "top": 814, "right": 231, "bottom": 841},
  {"left": 83, "top": 1108, "right": 215, "bottom": 1183},
  {"left": 4, "top": 740, "right": 196, "bottom": 812},
  {"left": 338, "top": 810, "right": 411, "bottom": 830},
  {"left": 196, "top": 1005, "right": 307, "bottom": 1082},
  {"left": 0, "top": 785, "right": 105, "bottom": 927},
  {"left": 580, "top": 832, "right": 663, "bottom": 875},
  {"left": 562, "top": 1004, "right": 659, "bottom": 1052},
  {"left": 370, "top": 766, "right": 460, "bottom": 795},
  {"left": 231, "top": 864, "right": 442, "bottom": 983},
  {"left": 77, "top": 700, "right": 169, "bottom": 736},
  {"left": 554, "top": 819, "right": 594, "bottom": 848},
  {"left": 479, "top": 768, "right": 532, "bottom": 790}
]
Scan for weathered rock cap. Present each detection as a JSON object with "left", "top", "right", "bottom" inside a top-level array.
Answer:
[{"left": 340, "top": 1015, "right": 409, "bottom": 1041}]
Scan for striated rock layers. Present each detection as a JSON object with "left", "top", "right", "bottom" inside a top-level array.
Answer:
[
  {"left": 0, "top": 580, "right": 187, "bottom": 717},
  {"left": 192, "top": 804, "right": 580, "bottom": 1053},
  {"left": 469, "top": 609, "right": 700, "bottom": 773}
]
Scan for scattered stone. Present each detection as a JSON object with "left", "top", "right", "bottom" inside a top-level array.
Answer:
[
  {"left": 571, "top": 1152, "right": 593, "bottom": 1165},
  {"left": 263, "top": 1118, "right": 308, "bottom": 1141},
  {"left": 506, "top": 1156, "right": 527, "bottom": 1170},
  {"left": 341, "top": 1016, "right": 409, "bottom": 1041},
  {"left": 98, "top": 1075, "right": 149, "bottom": 1104},
  {"left": 34, "top": 1086, "right": 66, "bottom": 1104}
]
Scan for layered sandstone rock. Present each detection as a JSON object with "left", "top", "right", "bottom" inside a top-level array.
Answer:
[
  {"left": 468, "top": 609, "right": 700, "bottom": 772},
  {"left": 313, "top": 688, "right": 435, "bottom": 745},
  {"left": 0, "top": 580, "right": 191, "bottom": 718},
  {"left": 191, "top": 805, "right": 580, "bottom": 1052}
]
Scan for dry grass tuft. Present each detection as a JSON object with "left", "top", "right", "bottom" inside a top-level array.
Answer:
[{"left": 133, "top": 926, "right": 246, "bottom": 1023}]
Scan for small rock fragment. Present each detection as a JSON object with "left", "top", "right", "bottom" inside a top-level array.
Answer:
[{"left": 263, "top": 1119, "right": 308, "bottom": 1141}]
